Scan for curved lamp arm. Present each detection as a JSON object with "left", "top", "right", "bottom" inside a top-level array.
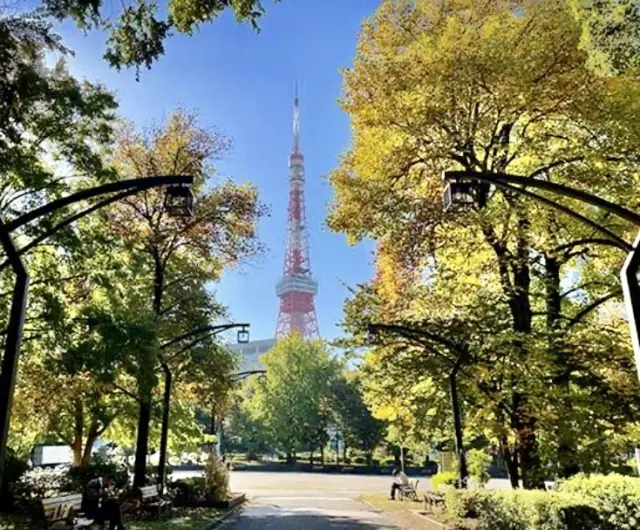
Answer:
[
  {"left": 6, "top": 175, "right": 193, "bottom": 232},
  {"left": 445, "top": 170, "right": 640, "bottom": 226}
]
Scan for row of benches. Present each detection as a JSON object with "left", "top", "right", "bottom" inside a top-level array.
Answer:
[{"left": 40, "top": 486, "right": 172, "bottom": 529}]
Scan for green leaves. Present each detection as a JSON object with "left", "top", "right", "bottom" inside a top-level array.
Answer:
[
  {"left": 330, "top": 0, "right": 640, "bottom": 484},
  {"left": 32, "top": 0, "right": 276, "bottom": 74},
  {"left": 244, "top": 334, "right": 340, "bottom": 457},
  {"left": 104, "top": 1, "right": 171, "bottom": 77}
]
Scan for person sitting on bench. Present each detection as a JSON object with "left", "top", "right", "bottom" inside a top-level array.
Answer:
[
  {"left": 389, "top": 468, "right": 409, "bottom": 500},
  {"left": 83, "top": 474, "right": 126, "bottom": 530}
]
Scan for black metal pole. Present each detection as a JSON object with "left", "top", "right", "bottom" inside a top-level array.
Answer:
[
  {"left": 449, "top": 366, "right": 468, "bottom": 488},
  {"left": 157, "top": 362, "right": 172, "bottom": 494},
  {"left": 5, "top": 175, "right": 193, "bottom": 233},
  {"left": 156, "top": 323, "right": 250, "bottom": 487},
  {"left": 0, "top": 217, "right": 29, "bottom": 496}
]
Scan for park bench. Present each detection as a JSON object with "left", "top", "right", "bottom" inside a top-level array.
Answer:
[
  {"left": 399, "top": 479, "right": 420, "bottom": 501},
  {"left": 139, "top": 485, "right": 172, "bottom": 519},
  {"left": 423, "top": 491, "right": 445, "bottom": 512},
  {"left": 38, "top": 494, "right": 95, "bottom": 529}
]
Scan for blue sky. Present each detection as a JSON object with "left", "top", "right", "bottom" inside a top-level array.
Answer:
[{"left": 57, "top": 0, "right": 379, "bottom": 341}]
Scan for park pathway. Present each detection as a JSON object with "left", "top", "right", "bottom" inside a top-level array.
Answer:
[
  {"left": 217, "top": 472, "right": 402, "bottom": 529},
  {"left": 218, "top": 495, "right": 399, "bottom": 529}
]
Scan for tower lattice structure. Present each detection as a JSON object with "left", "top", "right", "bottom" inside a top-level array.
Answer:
[{"left": 275, "top": 91, "right": 319, "bottom": 339}]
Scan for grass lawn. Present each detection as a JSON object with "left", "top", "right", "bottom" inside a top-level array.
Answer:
[
  {"left": 1, "top": 508, "right": 225, "bottom": 530},
  {"left": 359, "top": 494, "right": 448, "bottom": 529},
  {"left": 0, "top": 514, "right": 31, "bottom": 530}
]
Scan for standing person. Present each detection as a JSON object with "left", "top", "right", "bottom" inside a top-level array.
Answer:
[
  {"left": 82, "top": 474, "right": 126, "bottom": 530},
  {"left": 389, "top": 468, "right": 408, "bottom": 500}
]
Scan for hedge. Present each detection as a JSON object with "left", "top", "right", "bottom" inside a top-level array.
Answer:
[
  {"left": 557, "top": 474, "right": 640, "bottom": 530},
  {"left": 444, "top": 474, "right": 640, "bottom": 530},
  {"left": 444, "top": 489, "right": 599, "bottom": 530}
]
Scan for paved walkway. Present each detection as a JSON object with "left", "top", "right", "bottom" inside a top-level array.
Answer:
[
  {"left": 216, "top": 473, "right": 402, "bottom": 529},
  {"left": 219, "top": 495, "right": 398, "bottom": 529}
]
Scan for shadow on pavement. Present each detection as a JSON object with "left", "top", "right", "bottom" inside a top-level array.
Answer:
[{"left": 225, "top": 510, "right": 398, "bottom": 529}]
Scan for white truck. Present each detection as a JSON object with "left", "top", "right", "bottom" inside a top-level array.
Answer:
[{"left": 32, "top": 445, "right": 73, "bottom": 467}]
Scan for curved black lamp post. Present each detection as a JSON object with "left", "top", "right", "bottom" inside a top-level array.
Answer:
[
  {"left": 367, "top": 322, "right": 469, "bottom": 487},
  {"left": 442, "top": 169, "right": 640, "bottom": 382},
  {"left": 156, "top": 323, "right": 250, "bottom": 492},
  {"left": 0, "top": 175, "right": 194, "bottom": 491}
]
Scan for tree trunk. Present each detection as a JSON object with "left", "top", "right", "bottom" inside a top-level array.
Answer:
[
  {"left": 310, "top": 450, "right": 313, "bottom": 465},
  {"left": 320, "top": 445, "right": 325, "bottom": 465},
  {"left": 72, "top": 400, "right": 83, "bottom": 466},
  {"left": 342, "top": 440, "right": 348, "bottom": 464},
  {"left": 366, "top": 452, "right": 373, "bottom": 468},
  {"left": 80, "top": 419, "right": 101, "bottom": 467},
  {"left": 133, "top": 399, "right": 152, "bottom": 488},
  {"left": 133, "top": 252, "right": 164, "bottom": 489},
  {"left": 486, "top": 211, "right": 542, "bottom": 489},
  {"left": 512, "top": 392, "right": 543, "bottom": 489},
  {"left": 546, "top": 253, "right": 579, "bottom": 478}
]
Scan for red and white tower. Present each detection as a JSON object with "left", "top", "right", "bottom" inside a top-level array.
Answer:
[{"left": 275, "top": 91, "right": 319, "bottom": 339}]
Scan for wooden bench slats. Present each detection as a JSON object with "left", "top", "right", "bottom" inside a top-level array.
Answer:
[
  {"left": 138, "top": 485, "right": 172, "bottom": 519},
  {"left": 39, "top": 494, "right": 92, "bottom": 530}
]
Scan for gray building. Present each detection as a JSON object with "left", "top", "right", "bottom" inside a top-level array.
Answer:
[{"left": 229, "top": 338, "right": 276, "bottom": 373}]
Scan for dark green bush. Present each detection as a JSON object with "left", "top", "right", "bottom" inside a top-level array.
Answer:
[
  {"left": 171, "top": 478, "right": 206, "bottom": 507},
  {"left": 444, "top": 489, "right": 600, "bottom": 530},
  {"left": 558, "top": 473, "right": 640, "bottom": 530}
]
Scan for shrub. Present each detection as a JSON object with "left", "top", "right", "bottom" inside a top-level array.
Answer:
[
  {"left": 171, "top": 452, "right": 230, "bottom": 506},
  {"left": 0, "top": 449, "right": 29, "bottom": 512},
  {"left": 558, "top": 473, "right": 640, "bottom": 530},
  {"left": 204, "top": 451, "right": 230, "bottom": 502},
  {"left": 171, "top": 477, "right": 206, "bottom": 507},
  {"left": 18, "top": 465, "right": 70, "bottom": 499},
  {"left": 467, "top": 449, "right": 492, "bottom": 487},
  {"left": 444, "top": 489, "right": 600, "bottom": 530},
  {"left": 352, "top": 456, "right": 366, "bottom": 465},
  {"left": 432, "top": 471, "right": 458, "bottom": 492}
]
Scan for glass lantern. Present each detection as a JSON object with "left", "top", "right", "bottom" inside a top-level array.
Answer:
[
  {"left": 164, "top": 185, "right": 194, "bottom": 217},
  {"left": 442, "top": 180, "right": 476, "bottom": 213},
  {"left": 237, "top": 327, "right": 250, "bottom": 344}
]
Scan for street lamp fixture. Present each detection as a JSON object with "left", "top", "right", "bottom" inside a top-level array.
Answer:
[
  {"left": 442, "top": 178, "right": 476, "bottom": 213},
  {"left": 164, "top": 185, "right": 195, "bottom": 217},
  {"left": 237, "top": 326, "right": 250, "bottom": 344},
  {"left": 366, "top": 323, "right": 380, "bottom": 345}
]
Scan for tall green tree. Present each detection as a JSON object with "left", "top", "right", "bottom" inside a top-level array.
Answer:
[
  {"left": 104, "top": 109, "right": 264, "bottom": 486},
  {"left": 0, "top": 14, "right": 119, "bottom": 457},
  {"left": 329, "top": 0, "right": 640, "bottom": 488},
  {"left": 246, "top": 334, "right": 339, "bottom": 464},
  {"left": 330, "top": 373, "right": 386, "bottom": 467}
]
